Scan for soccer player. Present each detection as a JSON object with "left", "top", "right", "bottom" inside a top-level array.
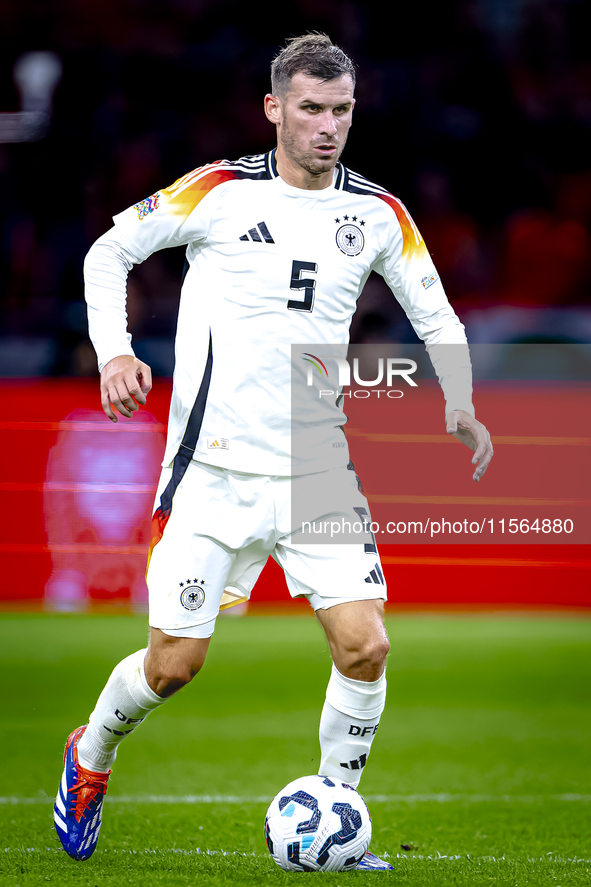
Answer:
[{"left": 54, "top": 33, "right": 493, "bottom": 869}]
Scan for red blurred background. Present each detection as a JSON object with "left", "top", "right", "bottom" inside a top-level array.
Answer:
[{"left": 1, "top": 378, "right": 588, "bottom": 613}]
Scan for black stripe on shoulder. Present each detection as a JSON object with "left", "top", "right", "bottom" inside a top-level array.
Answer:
[
  {"left": 343, "top": 167, "right": 392, "bottom": 198},
  {"left": 335, "top": 163, "right": 346, "bottom": 190},
  {"left": 224, "top": 151, "right": 275, "bottom": 181},
  {"left": 268, "top": 149, "right": 279, "bottom": 178}
]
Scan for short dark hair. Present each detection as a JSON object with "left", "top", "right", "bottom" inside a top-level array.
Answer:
[{"left": 271, "top": 32, "right": 356, "bottom": 97}]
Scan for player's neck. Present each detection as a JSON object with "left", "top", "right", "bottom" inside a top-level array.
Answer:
[{"left": 274, "top": 146, "right": 335, "bottom": 191}]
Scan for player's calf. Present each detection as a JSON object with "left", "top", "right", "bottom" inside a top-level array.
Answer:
[
  {"left": 76, "top": 648, "right": 166, "bottom": 772},
  {"left": 318, "top": 664, "right": 387, "bottom": 789}
]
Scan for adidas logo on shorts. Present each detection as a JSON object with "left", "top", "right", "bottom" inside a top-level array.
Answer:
[{"left": 364, "top": 564, "right": 385, "bottom": 585}]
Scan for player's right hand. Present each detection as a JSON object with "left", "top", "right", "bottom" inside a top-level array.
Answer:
[{"left": 100, "top": 355, "right": 152, "bottom": 422}]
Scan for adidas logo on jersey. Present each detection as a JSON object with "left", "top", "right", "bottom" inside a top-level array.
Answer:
[
  {"left": 239, "top": 221, "right": 275, "bottom": 243},
  {"left": 207, "top": 438, "right": 229, "bottom": 449}
]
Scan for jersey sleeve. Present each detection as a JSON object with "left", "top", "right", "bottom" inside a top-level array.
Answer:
[
  {"left": 84, "top": 162, "right": 235, "bottom": 371},
  {"left": 110, "top": 162, "right": 235, "bottom": 255},
  {"left": 373, "top": 195, "right": 475, "bottom": 415}
]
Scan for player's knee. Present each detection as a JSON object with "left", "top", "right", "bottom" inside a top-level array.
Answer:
[
  {"left": 336, "top": 632, "right": 389, "bottom": 681},
  {"left": 368, "top": 632, "right": 390, "bottom": 665},
  {"left": 145, "top": 630, "right": 210, "bottom": 697},
  {"left": 148, "top": 657, "right": 203, "bottom": 697},
  {"left": 358, "top": 633, "right": 390, "bottom": 671},
  {"left": 145, "top": 645, "right": 208, "bottom": 697}
]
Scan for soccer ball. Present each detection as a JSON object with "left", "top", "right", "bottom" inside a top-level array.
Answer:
[{"left": 264, "top": 775, "right": 372, "bottom": 872}]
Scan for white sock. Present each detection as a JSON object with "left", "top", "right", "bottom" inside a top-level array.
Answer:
[
  {"left": 318, "top": 664, "right": 386, "bottom": 788},
  {"left": 77, "top": 648, "right": 166, "bottom": 772}
]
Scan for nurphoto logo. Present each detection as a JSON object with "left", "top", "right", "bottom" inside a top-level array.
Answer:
[{"left": 302, "top": 353, "right": 418, "bottom": 399}]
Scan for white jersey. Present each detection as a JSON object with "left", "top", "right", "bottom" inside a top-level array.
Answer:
[{"left": 85, "top": 150, "right": 473, "bottom": 477}]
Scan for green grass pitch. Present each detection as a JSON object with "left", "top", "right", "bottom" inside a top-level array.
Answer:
[{"left": 1, "top": 610, "right": 590, "bottom": 886}]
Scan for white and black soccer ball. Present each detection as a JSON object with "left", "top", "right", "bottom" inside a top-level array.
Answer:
[{"left": 264, "top": 775, "right": 372, "bottom": 872}]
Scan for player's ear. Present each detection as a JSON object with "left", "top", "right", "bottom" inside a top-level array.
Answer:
[{"left": 264, "top": 93, "right": 282, "bottom": 125}]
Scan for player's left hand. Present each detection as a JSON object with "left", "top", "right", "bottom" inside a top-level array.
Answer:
[{"left": 445, "top": 409, "right": 493, "bottom": 482}]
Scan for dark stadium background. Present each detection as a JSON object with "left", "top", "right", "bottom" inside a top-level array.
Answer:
[{"left": 0, "top": 0, "right": 589, "bottom": 612}]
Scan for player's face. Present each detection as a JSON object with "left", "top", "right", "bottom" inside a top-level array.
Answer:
[{"left": 265, "top": 73, "right": 355, "bottom": 190}]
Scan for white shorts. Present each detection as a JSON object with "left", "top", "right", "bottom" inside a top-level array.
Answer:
[{"left": 146, "top": 460, "right": 387, "bottom": 638}]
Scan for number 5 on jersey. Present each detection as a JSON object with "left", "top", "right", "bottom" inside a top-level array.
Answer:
[{"left": 288, "top": 260, "right": 318, "bottom": 312}]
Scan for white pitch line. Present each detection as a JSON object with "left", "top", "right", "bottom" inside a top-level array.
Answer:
[
  {"left": 3, "top": 848, "right": 591, "bottom": 864},
  {"left": 2, "top": 847, "right": 257, "bottom": 857},
  {"left": 366, "top": 792, "right": 591, "bottom": 804},
  {"left": 2, "top": 793, "right": 591, "bottom": 805},
  {"left": 388, "top": 853, "right": 591, "bottom": 863}
]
